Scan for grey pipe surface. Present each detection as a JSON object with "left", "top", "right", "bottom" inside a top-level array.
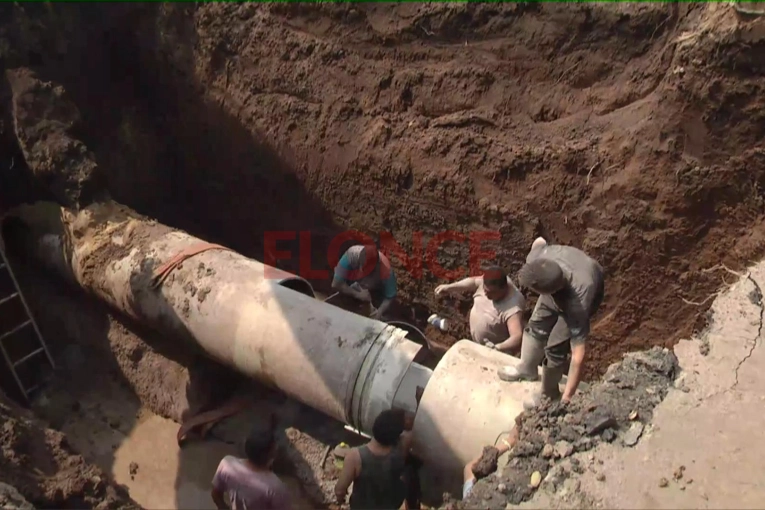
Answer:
[{"left": 7, "top": 201, "right": 423, "bottom": 433}]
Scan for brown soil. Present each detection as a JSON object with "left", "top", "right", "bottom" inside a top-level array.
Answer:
[
  {"left": 1, "top": 2, "right": 760, "bottom": 379},
  {"left": 0, "top": 390, "right": 137, "bottom": 509}
]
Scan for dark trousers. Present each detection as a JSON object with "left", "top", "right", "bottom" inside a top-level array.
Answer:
[{"left": 531, "top": 280, "right": 605, "bottom": 368}]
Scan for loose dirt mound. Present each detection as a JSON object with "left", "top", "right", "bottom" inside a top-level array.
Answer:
[
  {"left": 0, "top": 391, "right": 137, "bottom": 509},
  {"left": 2, "top": 2, "right": 755, "bottom": 378},
  {"left": 457, "top": 347, "right": 679, "bottom": 508}
]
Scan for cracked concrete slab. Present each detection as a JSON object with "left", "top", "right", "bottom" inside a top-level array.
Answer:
[{"left": 515, "top": 262, "right": 765, "bottom": 509}]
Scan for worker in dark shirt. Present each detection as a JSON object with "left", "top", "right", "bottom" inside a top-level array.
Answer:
[
  {"left": 498, "top": 238, "right": 604, "bottom": 409},
  {"left": 334, "top": 409, "right": 413, "bottom": 510}
]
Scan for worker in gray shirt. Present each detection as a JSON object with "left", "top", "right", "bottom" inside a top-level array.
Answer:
[{"left": 498, "top": 238, "right": 604, "bottom": 409}]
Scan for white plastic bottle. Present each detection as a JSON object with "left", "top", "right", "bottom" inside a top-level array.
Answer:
[{"left": 427, "top": 314, "right": 448, "bottom": 331}]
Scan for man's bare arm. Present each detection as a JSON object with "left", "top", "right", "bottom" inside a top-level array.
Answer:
[
  {"left": 562, "top": 343, "right": 586, "bottom": 401},
  {"left": 334, "top": 449, "right": 358, "bottom": 504},
  {"left": 211, "top": 488, "right": 228, "bottom": 510},
  {"left": 494, "top": 314, "right": 523, "bottom": 354},
  {"left": 435, "top": 277, "right": 479, "bottom": 296}
]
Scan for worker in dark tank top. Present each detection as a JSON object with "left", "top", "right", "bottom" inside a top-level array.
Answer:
[{"left": 334, "top": 409, "right": 414, "bottom": 510}]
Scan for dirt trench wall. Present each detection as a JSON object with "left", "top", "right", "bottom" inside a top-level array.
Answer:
[{"left": 3, "top": 3, "right": 765, "bottom": 377}]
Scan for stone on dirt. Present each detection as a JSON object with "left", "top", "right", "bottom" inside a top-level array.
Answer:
[{"left": 621, "top": 422, "right": 645, "bottom": 447}]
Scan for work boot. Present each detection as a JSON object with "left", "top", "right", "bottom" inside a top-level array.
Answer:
[
  {"left": 497, "top": 331, "right": 544, "bottom": 382},
  {"left": 523, "top": 362, "right": 566, "bottom": 410}
]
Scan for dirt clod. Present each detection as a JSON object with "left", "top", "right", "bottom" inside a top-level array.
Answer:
[
  {"left": 554, "top": 440, "right": 574, "bottom": 459},
  {"left": 659, "top": 477, "right": 669, "bottom": 488},
  {"left": 128, "top": 462, "right": 139, "bottom": 480},
  {"left": 473, "top": 446, "right": 501, "bottom": 478}
]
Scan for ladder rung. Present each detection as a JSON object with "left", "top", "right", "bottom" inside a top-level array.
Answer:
[
  {"left": 23, "top": 383, "right": 40, "bottom": 396},
  {"left": 0, "top": 319, "right": 32, "bottom": 342},
  {"left": 0, "top": 292, "right": 19, "bottom": 307},
  {"left": 13, "top": 347, "right": 45, "bottom": 367}
]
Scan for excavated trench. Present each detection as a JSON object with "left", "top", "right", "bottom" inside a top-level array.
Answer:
[{"left": 2, "top": 2, "right": 765, "bottom": 508}]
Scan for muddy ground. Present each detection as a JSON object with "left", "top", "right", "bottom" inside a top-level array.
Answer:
[
  {"left": 0, "top": 387, "right": 137, "bottom": 509},
  {"left": 0, "top": 2, "right": 764, "bottom": 508}
]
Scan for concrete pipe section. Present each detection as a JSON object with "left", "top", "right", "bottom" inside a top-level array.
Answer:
[
  {"left": 4, "top": 201, "right": 425, "bottom": 434},
  {"left": 412, "top": 340, "right": 540, "bottom": 499}
]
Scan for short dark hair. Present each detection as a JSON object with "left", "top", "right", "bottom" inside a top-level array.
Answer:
[
  {"left": 372, "top": 409, "right": 405, "bottom": 447},
  {"left": 244, "top": 424, "right": 276, "bottom": 466},
  {"left": 483, "top": 266, "right": 508, "bottom": 289},
  {"left": 518, "top": 259, "right": 564, "bottom": 294}
]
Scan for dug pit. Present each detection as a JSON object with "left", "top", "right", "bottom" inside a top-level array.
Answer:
[{"left": 1, "top": 2, "right": 765, "bottom": 509}]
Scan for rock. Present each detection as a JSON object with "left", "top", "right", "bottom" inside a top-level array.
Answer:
[
  {"left": 601, "top": 429, "right": 616, "bottom": 442},
  {"left": 673, "top": 465, "right": 685, "bottom": 481},
  {"left": 542, "top": 444, "right": 555, "bottom": 458},
  {"left": 497, "top": 483, "right": 507, "bottom": 494},
  {"left": 596, "top": 473, "right": 606, "bottom": 482},
  {"left": 659, "top": 477, "right": 669, "bottom": 488},
  {"left": 622, "top": 422, "right": 644, "bottom": 447},
  {"left": 530, "top": 471, "right": 542, "bottom": 488},
  {"left": 585, "top": 411, "right": 617, "bottom": 436},
  {"left": 555, "top": 440, "right": 574, "bottom": 458}
]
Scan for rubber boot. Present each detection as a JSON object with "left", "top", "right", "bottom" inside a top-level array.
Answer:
[
  {"left": 523, "top": 362, "right": 565, "bottom": 411},
  {"left": 497, "top": 330, "right": 544, "bottom": 382}
]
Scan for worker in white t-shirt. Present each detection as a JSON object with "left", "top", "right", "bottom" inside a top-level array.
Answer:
[{"left": 434, "top": 266, "right": 525, "bottom": 355}]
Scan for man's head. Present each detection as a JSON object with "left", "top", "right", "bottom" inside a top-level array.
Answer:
[
  {"left": 518, "top": 258, "right": 565, "bottom": 295},
  {"left": 244, "top": 423, "right": 278, "bottom": 468},
  {"left": 482, "top": 266, "right": 509, "bottom": 301},
  {"left": 372, "top": 409, "right": 406, "bottom": 447},
  {"left": 360, "top": 244, "right": 380, "bottom": 275}
]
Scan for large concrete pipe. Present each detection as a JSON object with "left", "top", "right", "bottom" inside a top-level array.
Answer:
[
  {"left": 5, "top": 201, "right": 424, "bottom": 434},
  {"left": 411, "top": 340, "right": 542, "bottom": 500}
]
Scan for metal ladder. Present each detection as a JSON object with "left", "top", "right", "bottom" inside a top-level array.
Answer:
[{"left": 0, "top": 249, "right": 54, "bottom": 402}]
